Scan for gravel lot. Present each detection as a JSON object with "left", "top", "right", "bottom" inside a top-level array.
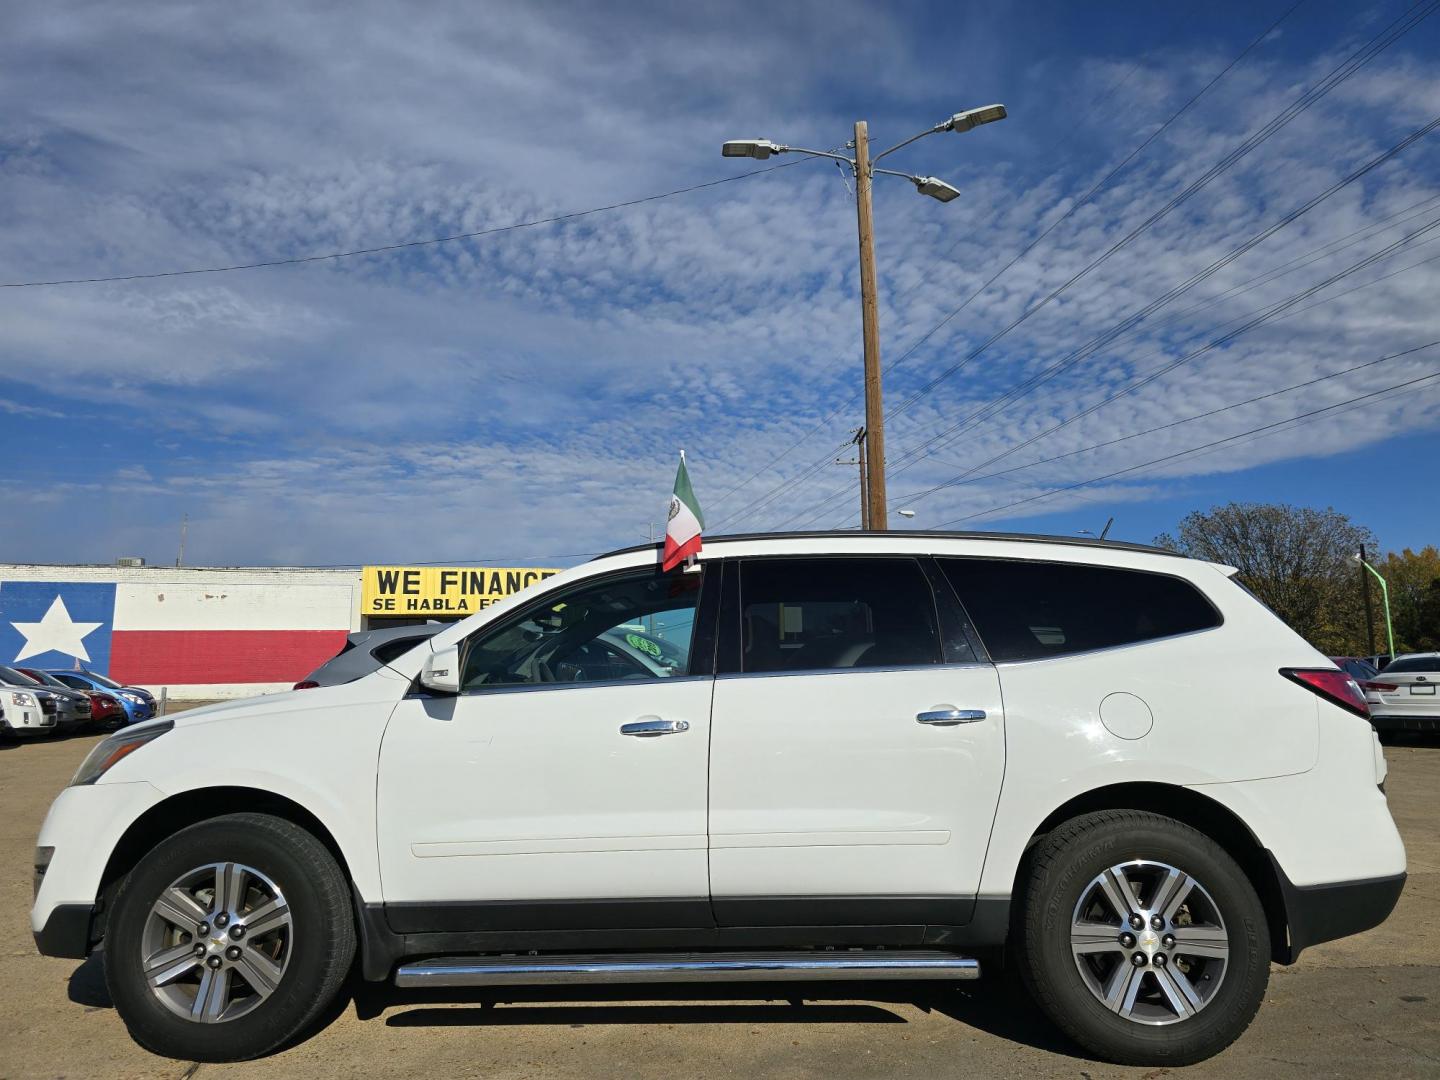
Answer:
[{"left": 2, "top": 721, "right": 1437, "bottom": 1080}]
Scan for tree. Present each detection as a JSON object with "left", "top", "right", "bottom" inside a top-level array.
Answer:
[
  {"left": 1155, "top": 503, "right": 1376, "bottom": 654},
  {"left": 1376, "top": 546, "right": 1440, "bottom": 653}
]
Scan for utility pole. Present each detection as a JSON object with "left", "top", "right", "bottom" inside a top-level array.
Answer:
[
  {"left": 175, "top": 513, "right": 188, "bottom": 568},
  {"left": 853, "top": 121, "right": 888, "bottom": 531},
  {"left": 857, "top": 428, "right": 870, "bottom": 530},
  {"left": 835, "top": 428, "right": 870, "bottom": 529},
  {"left": 1359, "top": 541, "right": 1377, "bottom": 656},
  {"left": 721, "top": 103, "right": 1006, "bottom": 535}
]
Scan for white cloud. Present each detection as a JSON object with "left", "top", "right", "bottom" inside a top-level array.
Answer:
[{"left": 1, "top": 2, "right": 1437, "bottom": 561}]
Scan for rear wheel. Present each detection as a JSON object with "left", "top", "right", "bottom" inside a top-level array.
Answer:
[
  {"left": 105, "top": 812, "right": 354, "bottom": 1061},
  {"left": 1017, "top": 810, "right": 1269, "bottom": 1066}
]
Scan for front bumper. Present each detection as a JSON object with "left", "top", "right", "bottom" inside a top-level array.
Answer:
[
  {"left": 33, "top": 903, "right": 96, "bottom": 959},
  {"left": 1268, "top": 854, "right": 1406, "bottom": 962},
  {"left": 31, "top": 781, "right": 167, "bottom": 957}
]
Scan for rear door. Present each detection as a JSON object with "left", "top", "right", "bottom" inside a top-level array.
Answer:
[{"left": 706, "top": 556, "right": 1006, "bottom": 930}]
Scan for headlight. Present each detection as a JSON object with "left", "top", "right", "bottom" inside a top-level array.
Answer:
[
  {"left": 9, "top": 691, "right": 35, "bottom": 707},
  {"left": 122, "top": 692, "right": 144, "bottom": 704},
  {"left": 71, "top": 721, "right": 173, "bottom": 786}
]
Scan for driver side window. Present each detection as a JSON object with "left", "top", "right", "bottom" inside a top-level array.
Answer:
[{"left": 460, "top": 568, "right": 702, "bottom": 691}]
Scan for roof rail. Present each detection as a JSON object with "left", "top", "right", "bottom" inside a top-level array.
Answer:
[{"left": 591, "top": 530, "right": 1181, "bottom": 562}]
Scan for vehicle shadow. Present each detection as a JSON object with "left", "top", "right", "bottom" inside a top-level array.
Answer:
[
  {"left": 67, "top": 950, "right": 110, "bottom": 1007},
  {"left": 354, "top": 976, "right": 1087, "bottom": 1057},
  {"left": 71, "top": 952, "right": 1088, "bottom": 1059}
]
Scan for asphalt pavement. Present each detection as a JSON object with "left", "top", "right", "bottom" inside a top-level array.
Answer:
[{"left": 1, "top": 721, "right": 1436, "bottom": 1079}]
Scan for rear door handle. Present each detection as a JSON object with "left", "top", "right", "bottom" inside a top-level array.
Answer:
[
  {"left": 917, "top": 708, "right": 987, "bottom": 726},
  {"left": 620, "top": 718, "right": 690, "bottom": 737}
]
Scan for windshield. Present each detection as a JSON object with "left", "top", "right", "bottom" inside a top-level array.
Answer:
[
  {"left": 21, "top": 669, "right": 69, "bottom": 689},
  {"left": 0, "top": 664, "right": 41, "bottom": 686},
  {"left": 80, "top": 670, "right": 125, "bottom": 689}
]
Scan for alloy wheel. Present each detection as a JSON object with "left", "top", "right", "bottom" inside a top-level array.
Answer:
[
  {"left": 139, "top": 862, "right": 292, "bottom": 1024},
  {"left": 1070, "top": 859, "right": 1229, "bottom": 1025}
]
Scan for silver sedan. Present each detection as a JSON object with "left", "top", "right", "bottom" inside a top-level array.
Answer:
[{"left": 1365, "top": 652, "right": 1440, "bottom": 732}]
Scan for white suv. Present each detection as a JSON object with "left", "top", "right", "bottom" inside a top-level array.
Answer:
[{"left": 31, "top": 532, "right": 1405, "bottom": 1065}]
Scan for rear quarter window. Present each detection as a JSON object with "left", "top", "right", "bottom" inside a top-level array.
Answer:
[
  {"left": 1381, "top": 656, "right": 1440, "bottom": 674},
  {"left": 938, "top": 557, "right": 1221, "bottom": 662}
]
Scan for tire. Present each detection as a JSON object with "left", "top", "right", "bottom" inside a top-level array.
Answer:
[
  {"left": 105, "top": 812, "right": 355, "bottom": 1061},
  {"left": 1017, "top": 809, "right": 1269, "bottom": 1066}
]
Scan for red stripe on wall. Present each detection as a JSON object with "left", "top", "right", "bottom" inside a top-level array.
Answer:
[{"left": 110, "top": 629, "right": 350, "bottom": 685}]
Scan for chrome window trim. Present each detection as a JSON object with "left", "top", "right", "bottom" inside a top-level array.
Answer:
[
  {"left": 405, "top": 673, "right": 716, "bottom": 701},
  {"left": 715, "top": 662, "right": 992, "bottom": 682}
]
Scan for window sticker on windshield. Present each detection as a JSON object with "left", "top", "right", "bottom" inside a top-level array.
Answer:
[{"left": 625, "top": 633, "right": 663, "bottom": 658}]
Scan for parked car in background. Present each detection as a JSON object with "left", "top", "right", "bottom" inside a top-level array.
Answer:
[
  {"left": 1330, "top": 656, "right": 1379, "bottom": 683},
  {"left": 17, "top": 668, "right": 122, "bottom": 730},
  {"left": 45, "top": 670, "right": 155, "bottom": 725},
  {"left": 33, "top": 532, "right": 1404, "bottom": 1066},
  {"left": 295, "top": 624, "right": 441, "bottom": 689},
  {"left": 0, "top": 667, "right": 57, "bottom": 737},
  {"left": 1365, "top": 652, "right": 1440, "bottom": 732},
  {"left": 0, "top": 665, "right": 89, "bottom": 731}
]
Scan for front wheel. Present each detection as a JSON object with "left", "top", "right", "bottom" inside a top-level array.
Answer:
[
  {"left": 1017, "top": 809, "right": 1270, "bottom": 1066},
  {"left": 105, "top": 812, "right": 355, "bottom": 1061}
]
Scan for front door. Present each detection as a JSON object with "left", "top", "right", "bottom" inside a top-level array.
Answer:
[
  {"left": 377, "top": 564, "right": 715, "bottom": 933},
  {"left": 707, "top": 556, "right": 1006, "bottom": 928}
]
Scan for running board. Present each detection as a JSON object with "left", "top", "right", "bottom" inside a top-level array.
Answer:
[{"left": 394, "top": 950, "right": 980, "bottom": 987}]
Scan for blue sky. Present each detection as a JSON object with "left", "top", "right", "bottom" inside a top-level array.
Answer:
[{"left": 2, "top": 0, "right": 1437, "bottom": 568}]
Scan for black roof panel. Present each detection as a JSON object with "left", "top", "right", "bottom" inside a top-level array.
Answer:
[{"left": 593, "top": 530, "right": 1183, "bottom": 562}]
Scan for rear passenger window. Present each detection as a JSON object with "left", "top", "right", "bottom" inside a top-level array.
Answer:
[
  {"left": 939, "top": 558, "right": 1220, "bottom": 662},
  {"left": 739, "top": 558, "right": 941, "bottom": 674}
]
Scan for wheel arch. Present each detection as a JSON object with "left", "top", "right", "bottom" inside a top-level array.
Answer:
[
  {"left": 1017, "top": 781, "right": 1294, "bottom": 964},
  {"left": 96, "top": 787, "right": 357, "bottom": 939}
]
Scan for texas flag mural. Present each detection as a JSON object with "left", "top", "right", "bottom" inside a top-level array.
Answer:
[{"left": 0, "top": 580, "right": 348, "bottom": 691}]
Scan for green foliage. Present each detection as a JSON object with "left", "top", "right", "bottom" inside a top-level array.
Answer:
[
  {"left": 1376, "top": 546, "right": 1440, "bottom": 653},
  {"left": 1155, "top": 502, "right": 1380, "bottom": 654}
]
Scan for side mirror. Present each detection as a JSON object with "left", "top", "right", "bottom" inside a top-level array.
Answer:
[{"left": 419, "top": 644, "right": 461, "bottom": 695}]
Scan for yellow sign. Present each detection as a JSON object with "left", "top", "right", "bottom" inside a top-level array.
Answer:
[{"left": 361, "top": 566, "right": 560, "bottom": 617}]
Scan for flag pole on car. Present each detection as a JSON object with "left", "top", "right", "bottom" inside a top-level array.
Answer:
[{"left": 662, "top": 450, "right": 704, "bottom": 572}]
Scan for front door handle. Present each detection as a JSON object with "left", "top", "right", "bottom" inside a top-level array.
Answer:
[
  {"left": 917, "top": 708, "right": 987, "bottom": 726},
  {"left": 620, "top": 718, "right": 690, "bottom": 737}
]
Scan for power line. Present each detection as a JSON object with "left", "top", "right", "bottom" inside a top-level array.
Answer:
[
  {"left": 721, "top": 0, "right": 1428, "bottom": 530},
  {"left": 881, "top": 0, "right": 1313, "bottom": 386},
  {"left": 932, "top": 368, "right": 1440, "bottom": 529},
  {"left": 783, "top": 107, "right": 1440, "bottom": 529},
  {"left": 894, "top": 186, "right": 1440, "bottom": 455},
  {"left": 0, "top": 156, "right": 822, "bottom": 288},
  {"left": 880, "top": 0, "right": 1437, "bottom": 425},
  {"left": 900, "top": 207, "right": 1440, "bottom": 502},
  {"left": 706, "top": 0, "right": 1309, "bottom": 523},
  {"left": 890, "top": 340, "right": 1440, "bottom": 503},
  {"left": 886, "top": 115, "right": 1440, "bottom": 482}
]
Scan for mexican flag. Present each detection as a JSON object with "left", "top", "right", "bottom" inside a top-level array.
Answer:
[{"left": 662, "top": 452, "right": 704, "bottom": 572}]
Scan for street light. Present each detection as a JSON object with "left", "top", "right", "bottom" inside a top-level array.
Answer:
[
  {"left": 722, "top": 103, "right": 1008, "bottom": 530},
  {"left": 944, "top": 104, "right": 1008, "bottom": 133},
  {"left": 911, "top": 176, "right": 962, "bottom": 203},
  {"left": 722, "top": 140, "right": 782, "bottom": 160},
  {"left": 1352, "top": 551, "right": 1396, "bottom": 660}
]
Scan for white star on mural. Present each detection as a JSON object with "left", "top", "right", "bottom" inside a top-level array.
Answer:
[{"left": 10, "top": 596, "right": 103, "bottom": 663}]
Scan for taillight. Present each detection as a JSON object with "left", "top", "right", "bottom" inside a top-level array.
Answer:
[
  {"left": 1360, "top": 680, "right": 1398, "bottom": 693},
  {"left": 293, "top": 680, "right": 319, "bottom": 690},
  {"left": 1281, "top": 668, "right": 1370, "bottom": 718}
]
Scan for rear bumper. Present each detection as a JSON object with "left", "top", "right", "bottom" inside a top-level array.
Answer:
[
  {"left": 1269, "top": 853, "right": 1405, "bottom": 962},
  {"left": 1371, "top": 713, "right": 1440, "bottom": 732}
]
